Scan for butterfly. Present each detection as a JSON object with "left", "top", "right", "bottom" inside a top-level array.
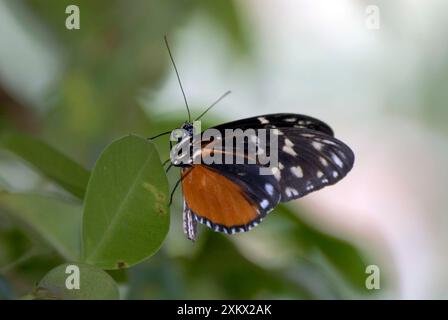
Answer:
[
  {"left": 171, "top": 113, "right": 354, "bottom": 241},
  {"left": 155, "top": 36, "right": 354, "bottom": 241}
]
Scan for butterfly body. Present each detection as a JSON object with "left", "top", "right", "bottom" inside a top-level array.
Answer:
[{"left": 170, "top": 113, "right": 355, "bottom": 241}]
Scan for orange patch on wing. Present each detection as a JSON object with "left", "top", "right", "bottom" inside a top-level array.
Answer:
[{"left": 181, "top": 165, "right": 259, "bottom": 227}]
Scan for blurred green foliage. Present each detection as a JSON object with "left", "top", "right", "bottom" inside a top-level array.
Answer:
[
  {"left": 0, "top": 133, "right": 89, "bottom": 198},
  {"left": 0, "top": 0, "right": 382, "bottom": 299}
]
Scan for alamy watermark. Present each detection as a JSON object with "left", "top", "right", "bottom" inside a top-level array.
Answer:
[
  {"left": 65, "top": 5, "right": 80, "bottom": 30},
  {"left": 365, "top": 264, "right": 380, "bottom": 290},
  {"left": 65, "top": 264, "right": 80, "bottom": 290},
  {"left": 169, "top": 121, "right": 279, "bottom": 175},
  {"left": 365, "top": 5, "right": 380, "bottom": 30}
]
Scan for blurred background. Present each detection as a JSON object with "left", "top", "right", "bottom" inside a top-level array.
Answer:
[{"left": 1, "top": 0, "right": 447, "bottom": 299}]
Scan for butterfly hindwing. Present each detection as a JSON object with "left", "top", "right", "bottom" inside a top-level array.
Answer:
[
  {"left": 182, "top": 199, "right": 198, "bottom": 241},
  {"left": 204, "top": 162, "right": 281, "bottom": 216},
  {"left": 181, "top": 165, "right": 266, "bottom": 234}
]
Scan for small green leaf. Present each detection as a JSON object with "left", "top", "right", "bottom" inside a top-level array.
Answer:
[
  {"left": 82, "top": 135, "right": 169, "bottom": 269},
  {"left": 35, "top": 263, "right": 119, "bottom": 300},
  {"left": 0, "top": 133, "right": 90, "bottom": 198},
  {"left": 0, "top": 192, "right": 82, "bottom": 261}
]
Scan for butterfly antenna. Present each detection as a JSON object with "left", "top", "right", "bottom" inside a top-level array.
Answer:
[
  {"left": 195, "top": 90, "right": 231, "bottom": 121},
  {"left": 148, "top": 131, "right": 171, "bottom": 140},
  {"left": 164, "top": 35, "right": 191, "bottom": 122}
]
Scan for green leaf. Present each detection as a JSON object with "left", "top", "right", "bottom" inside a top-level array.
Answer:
[
  {"left": 0, "top": 192, "right": 82, "bottom": 261},
  {"left": 82, "top": 135, "right": 169, "bottom": 269},
  {"left": 35, "top": 263, "right": 119, "bottom": 300},
  {"left": 0, "top": 133, "right": 90, "bottom": 198}
]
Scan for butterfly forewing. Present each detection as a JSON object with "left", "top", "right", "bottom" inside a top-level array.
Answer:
[
  {"left": 270, "top": 128, "right": 354, "bottom": 201},
  {"left": 201, "top": 122, "right": 353, "bottom": 203}
]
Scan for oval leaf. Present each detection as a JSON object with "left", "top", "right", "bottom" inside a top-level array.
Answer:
[
  {"left": 0, "top": 192, "right": 82, "bottom": 261},
  {"left": 0, "top": 133, "right": 90, "bottom": 198},
  {"left": 35, "top": 263, "right": 119, "bottom": 300},
  {"left": 82, "top": 135, "right": 169, "bottom": 269}
]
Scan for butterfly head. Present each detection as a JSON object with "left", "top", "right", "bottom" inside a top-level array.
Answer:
[
  {"left": 180, "top": 122, "right": 194, "bottom": 138},
  {"left": 170, "top": 122, "right": 195, "bottom": 168}
]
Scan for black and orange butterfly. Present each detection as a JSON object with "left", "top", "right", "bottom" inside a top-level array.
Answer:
[{"left": 156, "top": 37, "right": 354, "bottom": 241}]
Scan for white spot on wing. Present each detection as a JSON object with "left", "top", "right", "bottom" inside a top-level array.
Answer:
[
  {"left": 323, "top": 139, "right": 337, "bottom": 146},
  {"left": 331, "top": 153, "right": 344, "bottom": 168},
  {"left": 290, "top": 166, "right": 303, "bottom": 178},
  {"left": 272, "top": 128, "right": 283, "bottom": 135},
  {"left": 258, "top": 117, "right": 269, "bottom": 124},
  {"left": 284, "top": 138, "right": 294, "bottom": 147},
  {"left": 320, "top": 157, "right": 329, "bottom": 167},
  {"left": 312, "top": 141, "right": 324, "bottom": 151},
  {"left": 285, "top": 117, "right": 296, "bottom": 122},
  {"left": 265, "top": 183, "right": 274, "bottom": 195},
  {"left": 282, "top": 145, "right": 297, "bottom": 156},
  {"left": 332, "top": 171, "right": 339, "bottom": 178},
  {"left": 278, "top": 162, "right": 284, "bottom": 170},
  {"left": 285, "top": 187, "right": 299, "bottom": 197},
  {"left": 271, "top": 167, "right": 281, "bottom": 181},
  {"left": 317, "top": 170, "right": 324, "bottom": 178},
  {"left": 260, "top": 199, "right": 269, "bottom": 209},
  {"left": 301, "top": 133, "right": 315, "bottom": 138}
]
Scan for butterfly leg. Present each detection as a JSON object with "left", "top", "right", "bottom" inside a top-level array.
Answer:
[
  {"left": 183, "top": 200, "right": 197, "bottom": 241},
  {"left": 169, "top": 176, "right": 183, "bottom": 206},
  {"left": 168, "top": 166, "right": 194, "bottom": 206},
  {"left": 166, "top": 163, "right": 174, "bottom": 173}
]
